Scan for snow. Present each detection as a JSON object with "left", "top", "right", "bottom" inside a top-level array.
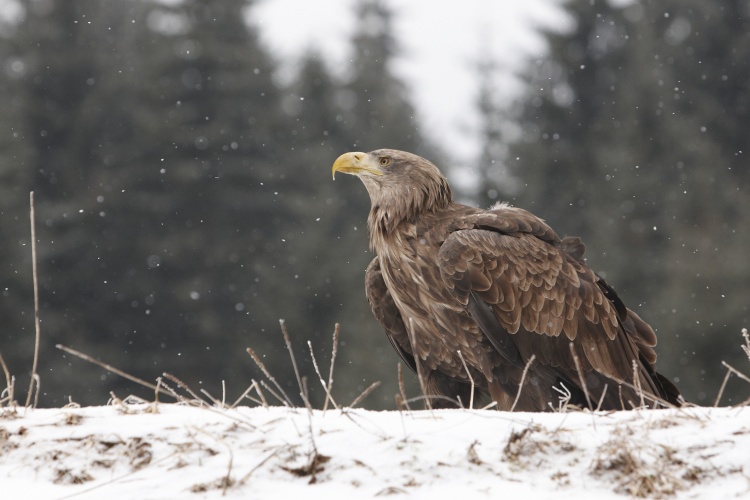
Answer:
[{"left": 2, "top": 402, "right": 748, "bottom": 499}]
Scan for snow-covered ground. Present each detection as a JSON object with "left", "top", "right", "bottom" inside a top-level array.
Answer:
[{"left": 1, "top": 402, "right": 748, "bottom": 499}]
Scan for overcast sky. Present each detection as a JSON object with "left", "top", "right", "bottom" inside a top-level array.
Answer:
[{"left": 251, "top": 0, "right": 568, "bottom": 162}]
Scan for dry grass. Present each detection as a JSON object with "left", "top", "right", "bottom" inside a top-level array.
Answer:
[
  {"left": 501, "top": 424, "right": 577, "bottom": 470},
  {"left": 589, "top": 422, "right": 719, "bottom": 499},
  {"left": 713, "top": 328, "right": 750, "bottom": 407},
  {"left": 1, "top": 343, "right": 748, "bottom": 498},
  {"left": 25, "top": 192, "right": 41, "bottom": 409}
]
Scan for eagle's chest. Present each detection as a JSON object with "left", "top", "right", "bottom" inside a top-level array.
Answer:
[
  {"left": 374, "top": 228, "right": 493, "bottom": 379},
  {"left": 376, "top": 230, "right": 448, "bottom": 321},
  {"left": 377, "top": 230, "right": 463, "bottom": 341}
]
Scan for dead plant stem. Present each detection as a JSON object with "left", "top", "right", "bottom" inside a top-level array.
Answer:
[
  {"left": 279, "top": 319, "right": 312, "bottom": 411},
  {"left": 246, "top": 347, "right": 293, "bottom": 406},
  {"left": 511, "top": 354, "right": 536, "bottom": 412},
  {"left": 456, "top": 350, "right": 475, "bottom": 409},
  {"left": 324, "top": 323, "right": 340, "bottom": 412},
  {"left": 397, "top": 363, "right": 411, "bottom": 411},
  {"left": 407, "top": 318, "right": 432, "bottom": 410},
  {"left": 25, "top": 192, "right": 41, "bottom": 408},
  {"left": 569, "top": 342, "right": 592, "bottom": 410},
  {"left": 56, "top": 344, "right": 177, "bottom": 400}
]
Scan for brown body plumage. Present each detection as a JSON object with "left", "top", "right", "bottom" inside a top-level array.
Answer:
[{"left": 332, "top": 149, "right": 681, "bottom": 411}]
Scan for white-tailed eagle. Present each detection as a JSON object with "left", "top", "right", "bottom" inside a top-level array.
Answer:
[{"left": 332, "top": 149, "right": 681, "bottom": 411}]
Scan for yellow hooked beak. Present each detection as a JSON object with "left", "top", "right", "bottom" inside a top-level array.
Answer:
[{"left": 331, "top": 152, "right": 384, "bottom": 180}]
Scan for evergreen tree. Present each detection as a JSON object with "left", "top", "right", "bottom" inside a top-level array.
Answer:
[
  {"left": 0, "top": 3, "right": 35, "bottom": 383},
  {"left": 2, "top": 0, "right": 298, "bottom": 404},
  {"left": 86, "top": 0, "right": 295, "bottom": 402},
  {"left": 474, "top": 55, "right": 514, "bottom": 208},
  {"left": 6, "top": 0, "right": 145, "bottom": 403},
  {"left": 0, "top": 0, "right": 434, "bottom": 409},
  {"left": 495, "top": 0, "right": 750, "bottom": 404},
  {"left": 342, "top": 0, "right": 432, "bottom": 155},
  {"left": 630, "top": 0, "right": 750, "bottom": 403}
]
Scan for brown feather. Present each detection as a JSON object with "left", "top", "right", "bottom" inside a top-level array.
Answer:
[{"left": 339, "top": 149, "right": 681, "bottom": 410}]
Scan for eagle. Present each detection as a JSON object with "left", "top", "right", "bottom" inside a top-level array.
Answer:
[{"left": 332, "top": 149, "right": 681, "bottom": 411}]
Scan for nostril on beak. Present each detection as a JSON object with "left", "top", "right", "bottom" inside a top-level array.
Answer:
[{"left": 353, "top": 153, "right": 363, "bottom": 161}]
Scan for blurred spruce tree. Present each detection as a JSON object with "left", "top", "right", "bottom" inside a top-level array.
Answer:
[
  {"left": 495, "top": 0, "right": 750, "bottom": 404},
  {"left": 474, "top": 55, "right": 513, "bottom": 209},
  {"left": 1, "top": 0, "right": 432, "bottom": 409},
  {"left": 632, "top": 0, "right": 750, "bottom": 403},
  {"left": 342, "top": 0, "right": 435, "bottom": 157},
  {"left": 0, "top": 1, "right": 35, "bottom": 389},
  {"left": 6, "top": 0, "right": 143, "bottom": 403}
]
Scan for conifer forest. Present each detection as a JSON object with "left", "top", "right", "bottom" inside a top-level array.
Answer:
[{"left": 1, "top": 0, "right": 748, "bottom": 408}]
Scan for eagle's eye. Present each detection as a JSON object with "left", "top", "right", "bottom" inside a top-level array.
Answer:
[{"left": 379, "top": 157, "right": 391, "bottom": 167}]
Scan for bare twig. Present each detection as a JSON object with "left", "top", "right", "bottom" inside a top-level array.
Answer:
[
  {"left": 569, "top": 342, "right": 592, "bottom": 410},
  {"left": 551, "top": 382, "right": 572, "bottom": 412},
  {"left": 713, "top": 330, "right": 750, "bottom": 408},
  {"left": 28, "top": 374, "right": 40, "bottom": 408},
  {"left": 714, "top": 368, "right": 733, "bottom": 407},
  {"left": 308, "top": 340, "right": 338, "bottom": 411},
  {"left": 401, "top": 394, "right": 462, "bottom": 408},
  {"left": 56, "top": 344, "right": 178, "bottom": 400},
  {"left": 200, "top": 389, "right": 223, "bottom": 408},
  {"left": 251, "top": 380, "right": 269, "bottom": 408},
  {"left": 511, "top": 354, "right": 536, "bottom": 412},
  {"left": 407, "top": 318, "right": 432, "bottom": 410},
  {"left": 480, "top": 400, "right": 498, "bottom": 410},
  {"left": 721, "top": 361, "right": 750, "bottom": 385},
  {"left": 595, "top": 384, "right": 609, "bottom": 412},
  {"left": 457, "top": 350, "right": 475, "bottom": 410},
  {"left": 243, "top": 395, "right": 265, "bottom": 407},
  {"left": 230, "top": 382, "right": 257, "bottom": 409},
  {"left": 324, "top": 323, "right": 340, "bottom": 412},
  {"left": 607, "top": 375, "right": 679, "bottom": 410},
  {"left": 0, "top": 350, "right": 15, "bottom": 408},
  {"left": 63, "top": 395, "right": 81, "bottom": 409},
  {"left": 25, "top": 192, "right": 41, "bottom": 408},
  {"left": 349, "top": 381, "right": 381, "bottom": 408},
  {"left": 237, "top": 448, "right": 281, "bottom": 486},
  {"left": 279, "top": 319, "right": 312, "bottom": 411},
  {"left": 632, "top": 359, "right": 645, "bottom": 408},
  {"left": 397, "top": 363, "right": 412, "bottom": 411},
  {"left": 195, "top": 382, "right": 228, "bottom": 409},
  {"left": 150, "top": 377, "right": 163, "bottom": 412},
  {"left": 302, "top": 375, "right": 310, "bottom": 407},
  {"left": 162, "top": 372, "right": 208, "bottom": 405},
  {"left": 259, "top": 380, "right": 290, "bottom": 407},
  {"left": 154, "top": 378, "right": 182, "bottom": 403},
  {"left": 246, "top": 347, "right": 293, "bottom": 407}
]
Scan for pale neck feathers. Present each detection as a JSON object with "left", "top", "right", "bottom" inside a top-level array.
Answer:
[{"left": 363, "top": 169, "right": 451, "bottom": 252}]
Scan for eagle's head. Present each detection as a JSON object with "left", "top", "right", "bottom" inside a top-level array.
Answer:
[{"left": 332, "top": 149, "right": 452, "bottom": 236}]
